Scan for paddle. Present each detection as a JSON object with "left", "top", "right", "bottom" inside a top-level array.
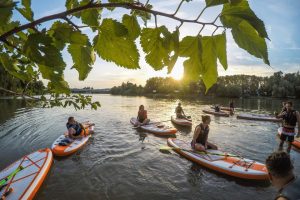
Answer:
[
  {"left": 0, "top": 166, "right": 23, "bottom": 192},
  {"left": 0, "top": 187, "right": 13, "bottom": 199},
  {"left": 159, "top": 145, "right": 240, "bottom": 158}
]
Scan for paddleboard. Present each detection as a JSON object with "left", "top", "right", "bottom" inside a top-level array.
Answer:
[
  {"left": 51, "top": 125, "right": 95, "bottom": 156},
  {"left": 130, "top": 117, "right": 177, "bottom": 136},
  {"left": 210, "top": 106, "right": 233, "bottom": 111},
  {"left": 171, "top": 116, "right": 192, "bottom": 127},
  {"left": 237, "top": 113, "right": 281, "bottom": 122},
  {"left": 203, "top": 109, "right": 230, "bottom": 117},
  {"left": 167, "top": 138, "right": 268, "bottom": 180},
  {"left": 0, "top": 148, "right": 53, "bottom": 200}
]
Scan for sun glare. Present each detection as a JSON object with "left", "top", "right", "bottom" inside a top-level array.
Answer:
[{"left": 169, "top": 64, "right": 184, "bottom": 80}]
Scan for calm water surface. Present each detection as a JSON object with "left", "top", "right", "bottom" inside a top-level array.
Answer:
[{"left": 0, "top": 95, "right": 300, "bottom": 200}]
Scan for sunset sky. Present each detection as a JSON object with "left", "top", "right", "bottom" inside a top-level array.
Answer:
[{"left": 15, "top": 0, "right": 300, "bottom": 88}]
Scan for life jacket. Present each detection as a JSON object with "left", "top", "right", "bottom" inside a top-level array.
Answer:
[
  {"left": 195, "top": 123, "right": 209, "bottom": 146},
  {"left": 276, "top": 177, "right": 300, "bottom": 200},
  {"left": 283, "top": 110, "right": 297, "bottom": 127},
  {"left": 66, "top": 122, "right": 82, "bottom": 136},
  {"left": 138, "top": 110, "right": 147, "bottom": 121}
]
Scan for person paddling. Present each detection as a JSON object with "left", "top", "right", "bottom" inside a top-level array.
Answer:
[
  {"left": 135, "top": 105, "right": 150, "bottom": 127},
  {"left": 175, "top": 103, "right": 189, "bottom": 119},
  {"left": 191, "top": 115, "right": 217, "bottom": 152},
  {"left": 266, "top": 151, "right": 300, "bottom": 200},
  {"left": 276, "top": 101, "right": 300, "bottom": 152},
  {"left": 229, "top": 100, "right": 235, "bottom": 115},
  {"left": 66, "top": 117, "right": 94, "bottom": 139}
]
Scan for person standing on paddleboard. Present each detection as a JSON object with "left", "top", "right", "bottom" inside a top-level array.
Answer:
[
  {"left": 191, "top": 115, "right": 218, "bottom": 151},
  {"left": 266, "top": 151, "right": 300, "bottom": 200},
  {"left": 135, "top": 105, "right": 150, "bottom": 127},
  {"left": 276, "top": 101, "right": 300, "bottom": 152},
  {"left": 229, "top": 100, "right": 234, "bottom": 115}
]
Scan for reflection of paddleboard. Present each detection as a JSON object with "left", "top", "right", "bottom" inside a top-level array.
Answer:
[
  {"left": 51, "top": 125, "right": 95, "bottom": 156},
  {"left": 167, "top": 138, "right": 268, "bottom": 180},
  {"left": 237, "top": 113, "right": 281, "bottom": 122},
  {"left": 171, "top": 116, "right": 192, "bottom": 127},
  {"left": 130, "top": 117, "right": 177, "bottom": 136},
  {"left": 203, "top": 110, "right": 229, "bottom": 117},
  {"left": 0, "top": 149, "right": 53, "bottom": 199},
  {"left": 278, "top": 127, "right": 300, "bottom": 149}
]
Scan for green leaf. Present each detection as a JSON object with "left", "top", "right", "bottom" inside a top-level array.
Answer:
[
  {"left": 16, "top": 0, "right": 33, "bottom": 21},
  {"left": 140, "top": 27, "right": 171, "bottom": 70},
  {"left": 122, "top": 14, "right": 140, "bottom": 40},
  {"left": 0, "top": 53, "right": 30, "bottom": 81},
  {"left": 166, "top": 29, "right": 179, "bottom": 74},
  {"left": 48, "top": 78, "right": 70, "bottom": 94},
  {"left": 80, "top": 0, "right": 101, "bottom": 30},
  {"left": 213, "top": 33, "right": 227, "bottom": 70},
  {"left": 231, "top": 20, "right": 269, "bottom": 65},
  {"left": 65, "top": 0, "right": 80, "bottom": 18},
  {"left": 132, "top": 4, "right": 152, "bottom": 26},
  {"left": 0, "top": 0, "right": 15, "bottom": 25},
  {"left": 220, "top": 0, "right": 269, "bottom": 39},
  {"left": 94, "top": 19, "right": 139, "bottom": 69},
  {"left": 201, "top": 36, "right": 218, "bottom": 91},
  {"left": 49, "top": 22, "right": 89, "bottom": 49},
  {"left": 23, "top": 33, "right": 66, "bottom": 76},
  {"left": 68, "top": 44, "right": 95, "bottom": 80},
  {"left": 205, "top": 0, "right": 242, "bottom": 7},
  {"left": 179, "top": 36, "right": 202, "bottom": 80}
]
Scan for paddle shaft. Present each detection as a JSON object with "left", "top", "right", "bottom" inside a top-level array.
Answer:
[{"left": 0, "top": 166, "right": 23, "bottom": 187}]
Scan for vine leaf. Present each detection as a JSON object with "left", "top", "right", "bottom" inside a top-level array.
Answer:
[
  {"left": 205, "top": 0, "right": 242, "bottom": 7},
  {"left": 201, "top": 36, "right": 218, "bottom": 91},
  {"left": 65, "top": 0, "right": 80, "bottom": 18},
  {"left": 221, "top": 0, "right": 269, "bottom": 40},
  {"left": 231, "top": 20, "right": 270, "bottom": 65},
  {"left": 166, "top": 29, "right": 179, "bottom": 74},
  {"left": 0, "top": 0, "right": 16, "bottom": 27},
  {"left": 80, "top": 0, "right": 101, "bottom": 31},
  {"left": 214, "top": 33, "right": 227, "bottom": 70},
  {"left": 94, "top": 18, "right": 139, "bottom": 69},
  {"left": 140, "top": 26, "right": 171, "bottom": 70},
  {"left": 122, "top": 14, "right": 140, "bottom": 40},
  {"left": 179, "top": 36, "right": 202, "bottom": 80},
  {"left": 68, "top": 44, "right": 95, "bottom": 80},
  {"left": 16, "top": 0, "right": 33, "bottom": 21}
]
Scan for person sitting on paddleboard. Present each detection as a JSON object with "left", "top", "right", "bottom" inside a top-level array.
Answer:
[
  {"left": 229, "top": 100, "right": 234, "bottom": 115},
  {"left": 191, "top": 115, "right": 218, "bottom": 152},
  {"left": 276, "top": 101, "right": 300, "bottom": 152},
  {"left": 266, "top": 151, "right": 300, "bottom": 200},
  {"left": 214, "top": 105, "right": 220, "bottom": 112},
  {"left": 175, "top": 103, "right": 188, "bottom": 119},
  {"left": 135, "top": 105, "right": 150, "bottom": 127},
  {"left": 66, "top": 117, "right": 93, "bottom": 139}
]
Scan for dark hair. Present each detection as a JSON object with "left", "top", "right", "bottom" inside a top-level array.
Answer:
[
  {"left": 68, "top": 117, "right": 74, "bottom": 122},
  {"left": 201, "top": 115, "right": 211, "bottom": 123},
  {"left": 286, "top": 101, "right": 293, "bottom": 106},
  {"left": 139, "top": 105, "right": 144, "bottom": 110},
  {"left": 266, "top": 151, "right": 294, "bottom": 178}
]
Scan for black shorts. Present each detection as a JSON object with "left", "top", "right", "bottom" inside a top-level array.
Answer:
[
  {"left": 138, "top": 118, "right": 145, "bottom": 123},
  {"left": 280, "top": 134, "right": 294, "bottom": 142}
]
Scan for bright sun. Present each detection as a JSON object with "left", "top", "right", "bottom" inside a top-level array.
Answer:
[{"left": 169, "top": 64, "right": 183, "bottom": 80}]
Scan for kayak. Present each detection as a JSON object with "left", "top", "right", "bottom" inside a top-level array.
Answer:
[
  {"left": 278, "top": 127, "right": 300, "bottom": 148},
  {"left": 0, "top": 149, "right": 53, "bottom": 200},
  {"left": 130, "top": 117, "right": 177, "bottom": 136},
  {"left": 211, "top": 106, "right": 233, "bottom": 111},
  {"left": 171, "top": 116, "right": 192, "bottom": 127},
  {"left": 51, "top": 125, "right": 95, "bottom": 156},
  {"left": 237, "top": 113, "right": 281, "bottom": 122},
  {"left": 167, "top": 138, "right": 268, "bottom": 180},
  {"left": 203, "top": 109, "right": 229, "bottom": 117}
]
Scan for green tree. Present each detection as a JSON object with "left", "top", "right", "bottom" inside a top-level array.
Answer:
[{"left": 0, "top": 0, "right": 270, "bottom": 109}]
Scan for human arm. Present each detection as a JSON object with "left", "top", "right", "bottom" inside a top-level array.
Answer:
[
  {"left": 296, "top": 111, "right": 300, "bottom": 137},
  {"left": 192, "top": 126, "right": 201, "bottom": 143}
]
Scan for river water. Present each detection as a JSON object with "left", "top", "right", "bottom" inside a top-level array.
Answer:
[{"left": 0, "top": 94, "right": 300, "bottom": 200}]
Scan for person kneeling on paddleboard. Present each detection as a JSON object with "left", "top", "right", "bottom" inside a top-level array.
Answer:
[
  {"left": 66, "top": 117, "right": 94, "bottom": 139},
  {"left": 214, "top": 105, "right": 220, "bottom": 112},
  {"left": 191, "top": 115, "right": 218, "bottom": 152},
  {"left": 135, "top": 105, "right": 150, "bottom": 127},
  {"left": 276, "top": 101, "right": 300, "bottom": 152},
  {"left": 266, "top": 151, "right": 300, "bottom": 200}
]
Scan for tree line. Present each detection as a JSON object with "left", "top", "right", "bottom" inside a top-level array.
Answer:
[{"left": 111, "top": 71, "right": 300, "bottom": 98}]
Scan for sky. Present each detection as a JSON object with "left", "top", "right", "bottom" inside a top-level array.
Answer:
[{"left": 14, "top": 0, "right": 300, "bottom": 88}]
